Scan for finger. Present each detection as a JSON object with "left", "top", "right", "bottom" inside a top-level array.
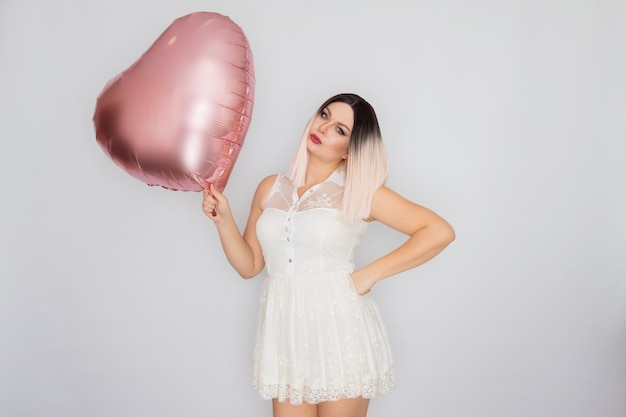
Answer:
[
  {"left": 209, "top": 183, "right": 225, "bottom": 201},
  {"left": 202, "top": 194, "right": 215, "bottom": 208},
  {"left": 203, "top": 199, "right": 215, "bottom": 209},
  {"left": 203, "top": 193, "right": 216, "bottom": 204},
  {"left": 203, "top": 192, "right": 218, "bottom": 218},
  {"left": 202, "top": 202, "right": 217, "bottom": 218}
]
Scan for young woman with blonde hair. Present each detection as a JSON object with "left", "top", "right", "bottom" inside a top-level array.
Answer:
[{"left": 202, "top": 93, "right": 455, "bottom": 417}]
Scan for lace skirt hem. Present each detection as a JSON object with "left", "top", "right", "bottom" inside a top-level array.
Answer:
[{"left": 252, "top": 371, "right": 396, "bottom": 405}]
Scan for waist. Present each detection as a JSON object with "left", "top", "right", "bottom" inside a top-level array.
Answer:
[{"left": 266, "top": 270, "right": 352, "bottom": 280}]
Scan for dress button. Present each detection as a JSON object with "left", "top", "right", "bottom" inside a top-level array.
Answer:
[
  {"left": 288, "top": 259, "right": 293, "bottom": 263},
  {"left": 286, "top": 237, "right": 290, "bottom": 242}
]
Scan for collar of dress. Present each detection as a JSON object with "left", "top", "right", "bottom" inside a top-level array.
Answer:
[{"left": 326, "top": 167, "right": 345, "bottom": 186}]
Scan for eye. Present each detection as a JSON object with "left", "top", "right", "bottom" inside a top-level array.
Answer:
[
  {"left": 336, "top": 127, "right": 345, "bottom": 136},
  {"left": 320, "top": 110, "right": 328, "bottom": 119}
]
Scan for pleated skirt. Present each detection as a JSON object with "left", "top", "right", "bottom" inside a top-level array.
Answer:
[{"left": 252, "top": 272, "right": 395, "bottom": 405}]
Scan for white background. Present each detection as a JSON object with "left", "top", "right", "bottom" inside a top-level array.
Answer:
[{"left": 1, "top": 0, "right": 625, "bottom": 416}]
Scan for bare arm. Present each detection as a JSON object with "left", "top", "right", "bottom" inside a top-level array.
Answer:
[
  {"left": 202, "top": 175, "right": 277, "bottom": 279},
  {"left": 351, "top": 186, "right": 455, "bottom": 294}
]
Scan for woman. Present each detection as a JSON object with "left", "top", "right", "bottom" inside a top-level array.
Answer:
[{"left": 202, "top": 93, "right": 455, "bottom": 417}]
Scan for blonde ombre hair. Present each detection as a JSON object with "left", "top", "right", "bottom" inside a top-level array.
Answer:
[{"left": 287, "top": 93, "right": 389, "bottom": 223}]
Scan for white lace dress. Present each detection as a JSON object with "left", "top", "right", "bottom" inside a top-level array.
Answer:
[{"left": 253, "top": 170, "right": 395, "bottom": 405}]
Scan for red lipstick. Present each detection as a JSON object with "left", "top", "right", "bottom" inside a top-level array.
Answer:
[{"left": 310, "top": 133, "right": 322, "bottom": 144}]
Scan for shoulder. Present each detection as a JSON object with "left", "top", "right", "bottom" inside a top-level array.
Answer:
[
  {"left": 259, "top": 174, "right": 279, "bottom": 188},
  {"left": 371, "top": 185, "right": 404, "bottom": 203},
  {"left": 370, "top": 185, "right": 454, "bottom": 237},
  {"left": 370, "top": 185, "right": 420, "bottom": 229},
  {"left": 370, "top": 186, "right": 413, "bottom": 216},
  {"left": 253, "top": 174, "right": 280, "bottom": 209}
]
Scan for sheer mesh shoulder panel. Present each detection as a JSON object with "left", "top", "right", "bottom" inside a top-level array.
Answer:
[{"left": 265, "top": 174, "right": 344, "bottom": 212}]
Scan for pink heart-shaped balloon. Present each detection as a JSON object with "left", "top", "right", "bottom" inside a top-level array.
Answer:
[{"left": 94, "top": 12, "right": 255, "bottom": 192}]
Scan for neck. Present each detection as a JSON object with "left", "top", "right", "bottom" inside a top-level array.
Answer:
[{"left": 304, "top": 159, "right": 343, "bottom": 187}]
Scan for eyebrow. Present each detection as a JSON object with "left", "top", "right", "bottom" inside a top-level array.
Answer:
[{"left": 324, "top": 107, "right": 352, "bottom": 134}]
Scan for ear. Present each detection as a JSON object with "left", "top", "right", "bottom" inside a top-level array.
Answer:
[{"left": 342, "top": 153, "right": 348, "bottom": 160}]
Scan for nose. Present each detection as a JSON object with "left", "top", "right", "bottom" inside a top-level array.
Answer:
[{"left": 317, "top": 120, "right": 330, "bottom": 135}]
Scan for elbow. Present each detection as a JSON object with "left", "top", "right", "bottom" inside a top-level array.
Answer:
[
  {"left": 445, "top": 224, "right": 456, "bottom": 245},
  {"left": 238, "top": 264, "right": 264, "bottom": 279},
  {"left": 435, "top": 222, "right": 455, "bottom": 249},
  {"left": 239, "top": 271, "right": 257, "bottom": 280},
  {"left": 232, "top": 257, "right": 264, "bottom": 280}
]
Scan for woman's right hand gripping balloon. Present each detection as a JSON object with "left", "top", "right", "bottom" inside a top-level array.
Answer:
[{"left": 202, "top": 183, "right": 233, "bottom": 224}]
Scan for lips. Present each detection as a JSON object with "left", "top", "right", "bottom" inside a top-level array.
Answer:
[{"left": 310, "top": 133, "right": 322, "bottom": 144}]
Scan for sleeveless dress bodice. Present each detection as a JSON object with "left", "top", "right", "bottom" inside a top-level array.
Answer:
[{"left": 257, "top": 169, "right": 367, "bottom": 278}]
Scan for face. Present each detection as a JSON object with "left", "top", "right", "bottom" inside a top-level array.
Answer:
[{"left": 307, "top": 101, "right": 354, "bottom": 164}]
